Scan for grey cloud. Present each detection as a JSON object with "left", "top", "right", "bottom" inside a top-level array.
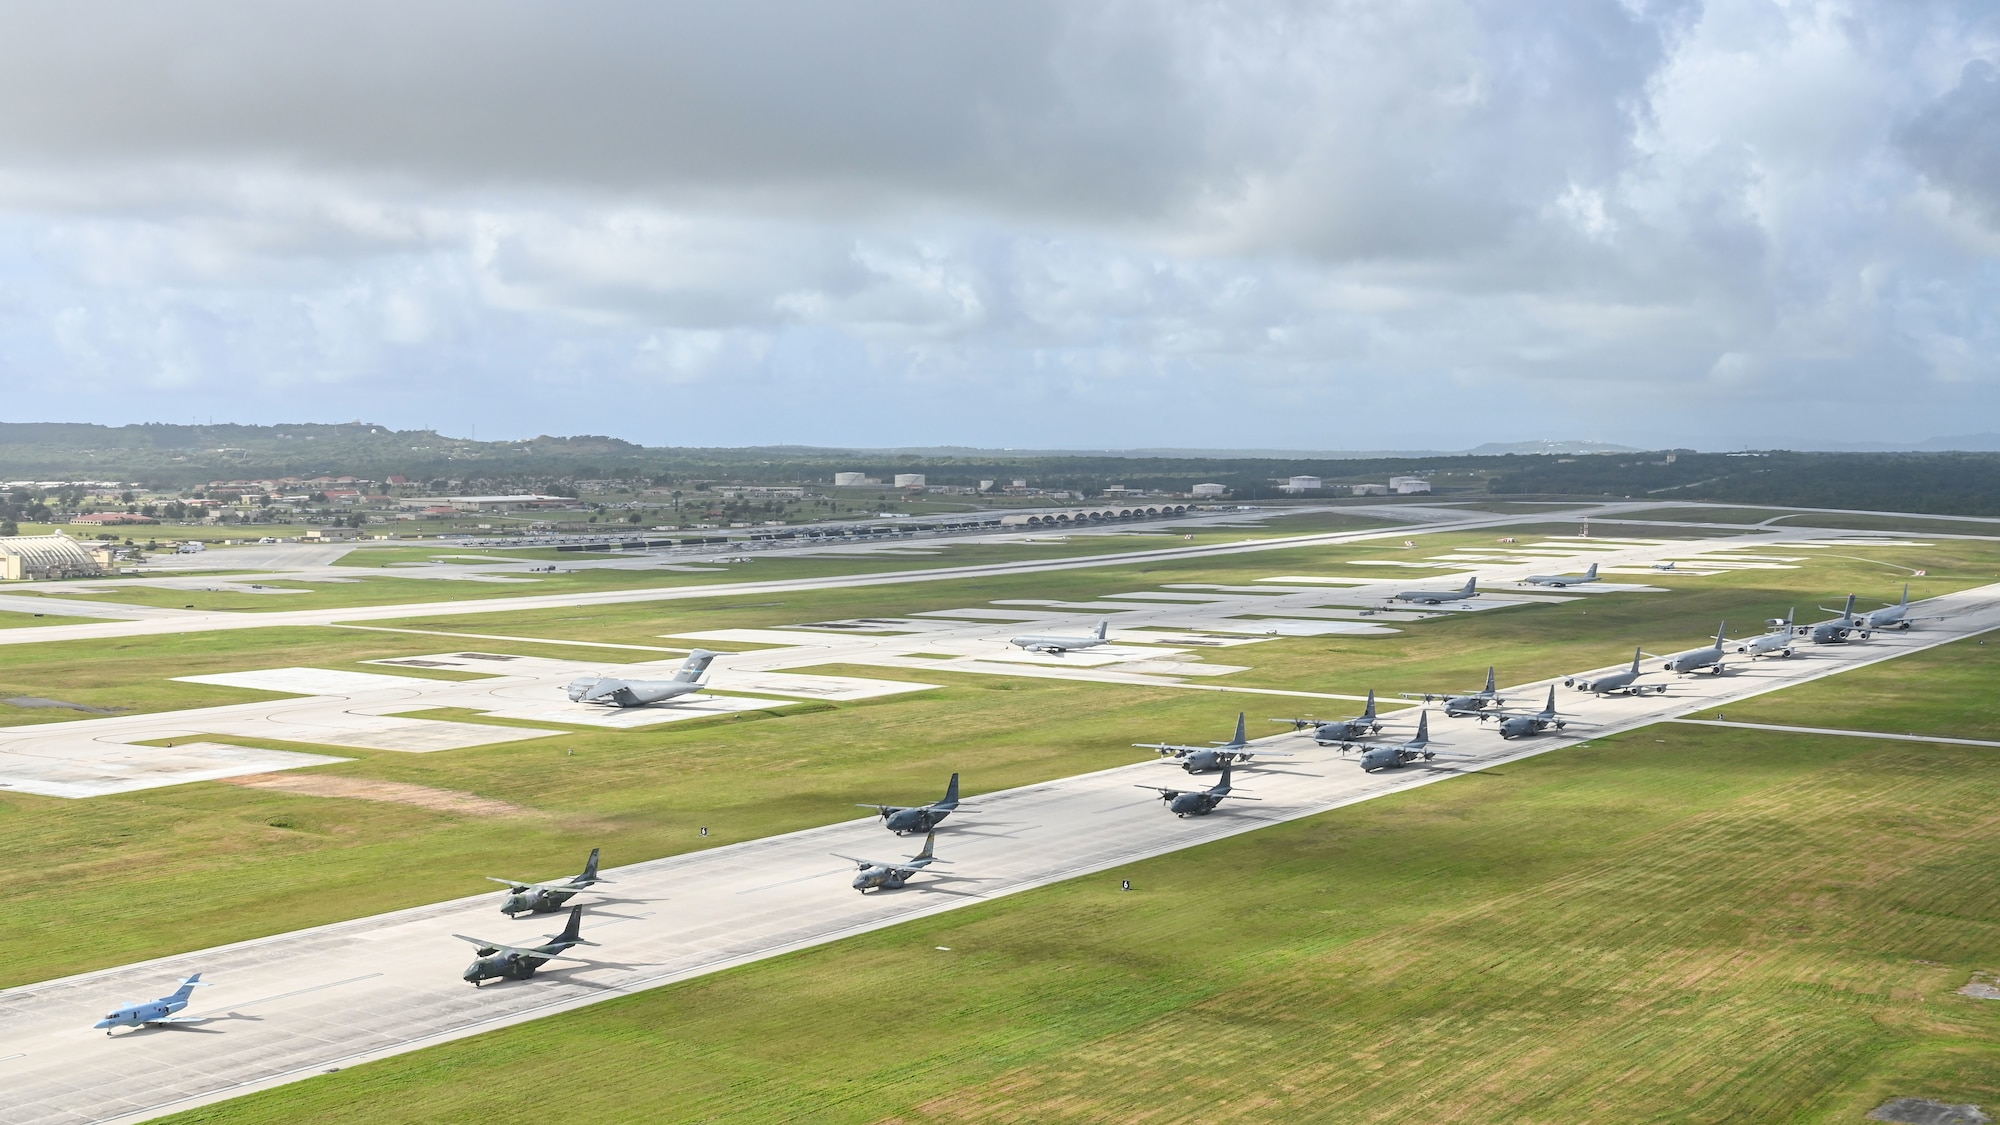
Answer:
[{"left": 1902, "top": 58, "right": 2000, "bottom": 226}]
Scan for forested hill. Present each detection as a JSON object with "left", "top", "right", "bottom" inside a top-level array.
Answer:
[{"left": 3, "top": 423, "right": 2000, "bottom": 516}]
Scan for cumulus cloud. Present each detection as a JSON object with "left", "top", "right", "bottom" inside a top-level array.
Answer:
[{"left": 0, "top": 0, "right": 1994, "bottom": 448}]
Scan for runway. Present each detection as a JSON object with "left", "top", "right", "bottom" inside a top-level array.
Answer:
[{"left": 4, "top": 579, "right": 1998, "bottom": 1124}]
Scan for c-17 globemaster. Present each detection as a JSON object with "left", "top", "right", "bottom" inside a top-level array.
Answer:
[
  {"left": 858, "top": 773, "right": 963, "bottom": 835},
  {"left": 1809, "top": 596, "right": 1861, "bottom": 644},
  {"left": 1524, "top": 562, "right": 1599, "bottom": 587},
  {"left": 94, "top": 973, "right": 209, "bottom": 1034},
  {"left": 1009, "top": 619, "right": 1109, "bottom": 654},
  {"left": 488, "top": 848, "right": 608, "bottom": 916},
  {"left": 1272, "top": 690, "right": 1385, "bottom": 746},
  {"left": 1565, "top": 648, "right": 1664, "bottom": 695},
  {"left": 834, "top": 831, "right": 947, "bottom": 892},
  {"left": 566, "top": 650, "right": 719, "bottom": 707},
  {"left": 1137, "top": 713, "right": 1291, "bottom": 773},
  {"left": 1135, "top": 762, "right": 1259, "bottom": 816},
  {"left": 1391, "top": 576, "right": 1479, "bottom": 606},
  {"left": 455, "top": 905, "right": 597, "bottom": 986}
]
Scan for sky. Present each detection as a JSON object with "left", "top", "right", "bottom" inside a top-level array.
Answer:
[{"left": 0, "top": 0, "right": 1997, "bottom": 451}]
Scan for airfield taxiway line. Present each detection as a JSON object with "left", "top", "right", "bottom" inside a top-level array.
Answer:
[
  {"left": 0, "top": 504, "right": 1708, "bottom": 649},
  {"left": 1667, "top": 718, "right": 2000, "bottom": 749},
  {"left": 6, "top": 581, "right": 2000, "bottom": 1124}
]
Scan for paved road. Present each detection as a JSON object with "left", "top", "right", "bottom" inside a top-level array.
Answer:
[{"left": 5, "top": 579, "right": 1998, "bottom": 1124}]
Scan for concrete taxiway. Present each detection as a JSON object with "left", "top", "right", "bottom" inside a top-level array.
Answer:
[{"left": 5, "top": 580, "right": 1999, "bottom": 1124}]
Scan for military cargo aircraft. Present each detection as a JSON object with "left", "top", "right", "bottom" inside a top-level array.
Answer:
[
  {"left": 1135, "top": 762, "right": 1259, "bottom": 816},
  {"left": 1481, "top": 687, "right": 1594, "bottom": 739},
  {"left": 1736, "top": 610, "right": 1798, "bottom": 658},
  {"left": 1009, "top": 619, "right": 1109, "bottom": 654},
  {"left": 95, "top": 974, "right": 209, "bottom": 1034},
  {"left": 1524, "top": 562, "right": 1599, "bottom": 587},
  {"left": 1402, "top": 667, "right": 1508, "bottom": 716},
  {"left": 1662, "top": 622, "right": 1730, "bottom": 674},
  {"left": 566, "top": 650, "right": 719, "bottom": 707},
  {"left": 488, "top": 848, "right": 608, "bottom": 916},
  {"left": 1809, "top": 596, "right": 1861, "bottom": 644},
  {"left": 1138, "top": 713, "right": 1291, "bottom": 773},
  {"left": 834, "top": 831, "right": 947, "bottom": 892},
  {"left": 1272, "top": 690, "right": 1385, "bottom": 746},
  {"left": 456, "top": 906, "right": 596, "bottom": 986},
  {"left": 858, "top": 773, "right": 964, "bottom": 835},
  {"left": 1358, "top": 712, "right": 1449, "bottom": 771},
  {"left": 1565, "top": 648, "right": 1664, "bottom": 695},
  {"left": 1391, "top": 576, "right": 1479, "bottom": 605}
]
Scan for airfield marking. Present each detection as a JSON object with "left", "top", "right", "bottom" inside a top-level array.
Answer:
[
  {"left": 7, "top": 581, "right": 2000, "bottom": 1124},
  {"left": 1667, "top": 718, "right": 2000, "bottom": 749},
  {"left": 333, "top": 624, "right": 693, "bottom": 653}
]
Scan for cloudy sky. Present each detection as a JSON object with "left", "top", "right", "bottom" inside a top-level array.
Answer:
[{"left": 0, "top": 0, "right": 1996, "bottom": 450}]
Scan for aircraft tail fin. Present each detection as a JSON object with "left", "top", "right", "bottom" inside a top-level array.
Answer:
[
  {"left": 1584, "top": 562, "right": 1598, "bottom": 579},
  {"left": 1544, "top": 685, "right": 1557, "bottom": 713},
  {"left": 1843, "top": 594, "right": 1857, "bottom": 618},
  {"left": 1629, "top": 646, "right": 1642, "bottom": 673},
  {"left": 674, "top": 649, "right": 719, "bottom": 683},
  {"left": 555, "top": 905, "right": 585, "bottom": 946},
  {"left": 1900, "top": 583, "right": 1910, "bottom": 606},
  {"left": 914, "top": 832, "right": 936, "bottom": 862},
  {"left": 580, "top": 847, "right": 601, "bottom": 883},
  {"left": 1484, "top": 666, "right": 1496, "bottom": 693},
  {"left": 169, "top": 973, "right": 205, "bottom": 1002},
  {"left": 1216, "top": 762, "right": 1233, "bottom": 793},
  {"left": 1231, "top": 712, "right": 1247, "bottom": 746},
  {"left": 1412, "top": 712, "right": 1430, "bottom": 747},
  {"left": 941, "top": 772, "right": 960, "bottom": 807},
  {"left": 1462, "top": 576, "right": 1478, "bottom": 595},
  {"left": 1714, "top": 620, "right": 1728, "bottom": 647},
  {"left": 1362, "top": 689, "right": 1377, "bottom": 719},
  {"left": 1095, "top": 619, "right": 1108, "bottom": 641}
]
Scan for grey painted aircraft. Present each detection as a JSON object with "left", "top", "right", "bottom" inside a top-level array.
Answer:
[
  {"left": 566, "top": 649, "right": 719, "bottom": 707},
  {"left": 1009, "top": 619, "right": 1109, "bottom": 654},
  {"left": 1661, "top": 622, "right": 1731, "bottom": 674},
  {"left": 1736, "top": 610, "right": 1798, "bottom": 658},
  {"left": 1272, "top": 690, "right": 1385, "bottom": 746},
  {"left": 1565, "top": 648, "right": 1665, "bottom": 695},
  {"left": 488, "top": 848, "right": 608, "bottom": 916},
  {"left": 1392, "top": 576, "right": 1479, "bottom": 605},
  {"left": 1135, "top": 761, "right": 1260, "bottom": 816},
  {"left": 94, "top": 973, "right": 209, "bottom": 1034},
  {"left": 1809, "top": 596, "right": 1861, "bottom": 644},
  {"left": 834, "top": 831, "right": 946, "bottom": 892},
  {"left": 1402, "top": 666, "right": 1508, "bottom": 716},
  {"left": 455, "top": 905, "right": 596, "bottom": 986},
  {"left": 1137, "top": 713, "right": 1292, "bottom": 773},
  {"left": 858, "top": 773, "right": 963, "bottom": 835},
  {"left": 1482, "top": 687, "right": 1593, "bottom": 739},
  {"left": 1857, "top": 584, "right": 1941, "bottom": 632},
  {"left": 1651, "top": 561, "right": 1678, "bottom": 571},
  {"left": 1358, "top": 712, "right": 1448, "bottom": 771},
  {"left": 1524, "top": 561, "right": 1599, "bottom": 587}
]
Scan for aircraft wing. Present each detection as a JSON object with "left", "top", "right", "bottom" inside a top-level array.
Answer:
[
  {"left": 854, "top": 804, "right": 904, "bottom": 813},
  {"left": 450, "top": 935, "right": 590, "bottom": 962},
  {"left": 1231, "top": 749, "right": 1294, "bottom": 758},
  {"left": 1133, "top": 742, "right": 1197, "bottom": 757},
  {"left": 485, "top": 877, "right": 532, "bottom": 888},
  {"left": 1132, "top": 784, "right": 1184, "bottom": 796},
  {"left": 1217, "top": 793, "right": 1262, "bottom": 801},
  {"left": 146, "top": 1015, "right": 208, "bottom": 1024}
]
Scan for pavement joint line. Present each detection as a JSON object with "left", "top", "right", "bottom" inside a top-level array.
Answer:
[
  {"left": 1666, "top": 718, "right": 2000, "bottom": 749},
  {"left": 193, "top": 973, "right": 384, "bottom": 1019}
]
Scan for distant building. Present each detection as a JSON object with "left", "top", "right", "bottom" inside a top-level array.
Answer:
[
  {"left": 397, "top": 495, "right": 568, "bottom": 512},
  {"left": 1389, "top": 476, "right": 1432, "bottom": 494},
  {"left": 1191, "top": 483, "right": 1228, "bottom": 498},
  {"left": 833, "top": 472, "right": 870, "bottom": 487},
  {"left": 1350, "top": 483, "right": 1390, "bottom": 496},
  {"left": 0, "top": 532, "right": 104, "bottom": 581},
  {"left": 1278, "top": 475, "right": 1323, "bottom": 494},
  {"left": 72, "top": 512, "right": 158, "bottom": 525},
  {"left": 893, "top": 474, "right": 926, "bottom": 489}
]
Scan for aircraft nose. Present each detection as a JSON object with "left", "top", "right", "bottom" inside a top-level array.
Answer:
[
  {"left": 463, "top": 963, "right": 484, "bottom": 982},
  {"left": 93, "top": 1017, "right": 118, "bottom": 1028}
]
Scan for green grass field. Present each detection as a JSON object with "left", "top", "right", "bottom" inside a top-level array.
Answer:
[
  {"left": 5, "top": 513, "right": 1999, "bottom": 1122},
  {"left": 161, "top": 724, "right": 2000, "bottom": 1125}
]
